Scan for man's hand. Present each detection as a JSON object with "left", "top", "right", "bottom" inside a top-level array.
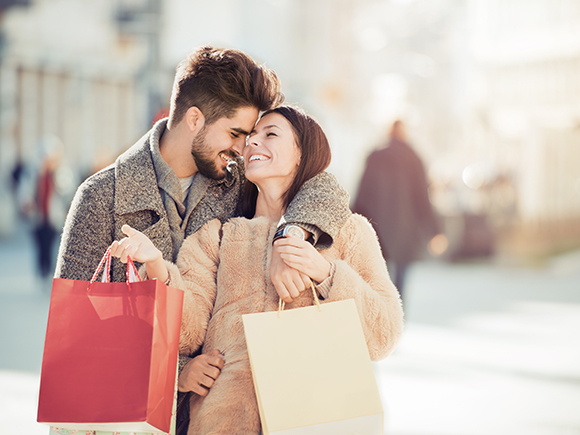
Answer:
[
  {"left": 270, "top": 243, "right": 311, "bottom": 304},
  {"left": 178, "top": 350, "right": 224, "bottom": 396}
]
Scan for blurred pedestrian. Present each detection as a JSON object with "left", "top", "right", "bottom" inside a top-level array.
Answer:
[
  {"left": 10, "top": 156, "right": 24, "bottom": 195},
  {"left": 36, "top": 152, "right": 59, "bottom": 278},
  {"left": 353, "top": 120, "right": 442, "bottom": 301},
  {"left": 30, "top": 137, "right": 66, "bottom": 281}
]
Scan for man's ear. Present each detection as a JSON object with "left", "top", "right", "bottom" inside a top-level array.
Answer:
[{"left": 185, "top": 106, "right": 205, "bottom": 134}]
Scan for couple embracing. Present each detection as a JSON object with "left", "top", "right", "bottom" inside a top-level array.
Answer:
[{"left": 55, "top": 46, "right": 404, "bottom": 434}]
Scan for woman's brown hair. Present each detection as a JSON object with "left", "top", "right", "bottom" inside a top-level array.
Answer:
[{"left": 241, "top": 105, "right": 332, "bottom": 218}]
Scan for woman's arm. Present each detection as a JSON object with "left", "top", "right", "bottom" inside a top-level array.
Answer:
[
  {"left": 323, "top": 215, "right": 404, "bottom": 360},
  {"left": 277, "top": 214, "right": 403, "bottom": 360}
]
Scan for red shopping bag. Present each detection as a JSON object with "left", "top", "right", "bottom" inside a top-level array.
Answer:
[{"left": 37, "top": 247, "right": 184, "bottom": 433}]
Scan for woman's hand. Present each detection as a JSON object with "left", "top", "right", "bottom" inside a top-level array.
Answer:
[
  {"left": 110, "top": 224, "right": 168, "bottom": 282},
  {"left": 273, "top": 237, "right": 331, "bottom": 284}
]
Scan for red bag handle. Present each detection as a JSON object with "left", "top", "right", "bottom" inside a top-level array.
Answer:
[{"left": 87, "top": 246, "right": 142, "bottom": 292}]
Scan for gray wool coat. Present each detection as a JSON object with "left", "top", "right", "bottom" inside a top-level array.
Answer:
[{"left": 55, "top": 122, "right": 351, "bottom": 283}]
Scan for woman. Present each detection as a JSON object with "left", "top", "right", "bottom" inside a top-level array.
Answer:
[{"left": 111, "top": 105, "right": 404, "bottom": 434}]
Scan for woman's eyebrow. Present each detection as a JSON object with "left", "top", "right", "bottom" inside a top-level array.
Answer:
[{"left": 249, "top": 124, "right": 280, "bottom": 136}]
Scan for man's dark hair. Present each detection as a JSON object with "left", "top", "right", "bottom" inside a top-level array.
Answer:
[
  {"left": 168, "top": 46, "right": 284, "bottom": 128},
  {"left": 241, "top": 105, "right": 331, "bottom": 218}
]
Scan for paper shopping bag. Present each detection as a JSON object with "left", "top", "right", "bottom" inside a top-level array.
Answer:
[
  {"left": 38, "top": 249, "right": 184, "bottom": 433},
  {"left": 243, "top": 297, "right": 384, "bottom": 435}
]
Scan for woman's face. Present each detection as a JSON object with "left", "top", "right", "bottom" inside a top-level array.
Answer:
[{"left": 243, "top": 112, "right": 301, "bottom": 189}]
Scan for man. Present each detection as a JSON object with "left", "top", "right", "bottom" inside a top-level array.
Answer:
[
  {"left": 353, "top": 120, "right": 440, "bottom": 301},
  {"left": 55, "top": 47, "right": 350, "bottom": 401}
]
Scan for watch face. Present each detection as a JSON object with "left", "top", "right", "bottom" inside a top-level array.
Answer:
[{"left": 285, "top": 225, "right": 305, "bottom": 240}]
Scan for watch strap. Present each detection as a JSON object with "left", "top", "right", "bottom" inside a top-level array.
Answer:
[{"left": 272, "top": 224, "right": 314, "bottom": 244}]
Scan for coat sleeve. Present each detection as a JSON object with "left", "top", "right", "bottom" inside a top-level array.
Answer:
[
  {"left": 352, "top": 153, "right": 377, "bottom": 219},
  {"left": 164, "top": 219, "right": 222, "bottom": 357},
  {"left": 324, "top": 214, "right": 404, "bottom": 360},
  {"left": 54, "top": 171, "right": 115, "bottom": 281},
  {"left": 411, "top": 154, "right": 440, "bottom": 239},
  {"left": 283, "top": 171, "right": 351, "bottom": 249}
]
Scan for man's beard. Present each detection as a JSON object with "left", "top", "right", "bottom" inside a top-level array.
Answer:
[{"left": 191, "top": 127, "right": 236, "bottom": 180}]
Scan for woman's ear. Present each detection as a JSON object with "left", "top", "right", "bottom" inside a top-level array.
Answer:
[{"left": 185, "top": 106, "right": 205, "bottom": 134}]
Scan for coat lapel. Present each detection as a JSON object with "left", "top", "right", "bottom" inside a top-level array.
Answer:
[{"left": 114, "top": 133, "right": 166, "bottom": 218}]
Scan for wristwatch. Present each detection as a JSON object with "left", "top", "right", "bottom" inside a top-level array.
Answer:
[{"left": 273, "top": 224, "right": 306, "bottom": 242}]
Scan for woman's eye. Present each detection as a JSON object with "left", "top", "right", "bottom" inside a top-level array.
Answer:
[{"left": 267, "top": 132, "right": 277, "bottom": 137}]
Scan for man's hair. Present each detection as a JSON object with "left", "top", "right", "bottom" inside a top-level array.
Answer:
[
  {"left": 168, "top": 46, "right": 284, "bottom": 128},
  {"left": 241, "top": 105, "right": 331, "bottom": 218}
]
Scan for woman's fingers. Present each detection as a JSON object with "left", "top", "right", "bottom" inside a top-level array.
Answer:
[
  {"left": 110, "top": 239, "right": 129, "bottom": 262},
  {"left": 121, "top": 224, "right": 139, "bottom": 237},
  {"left": 110, "top": 236, "right": 138, "bottom": 263},
  {"left": 276, "top": 239, "right": 332, "bottom": 283}
]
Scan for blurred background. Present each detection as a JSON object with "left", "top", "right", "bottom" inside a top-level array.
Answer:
[{"left": 0, "top": 0, "right": 579, "bottom": 434}]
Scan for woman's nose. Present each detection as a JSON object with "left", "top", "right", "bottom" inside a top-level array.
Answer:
[{"left": 247, "top": 135, "right": 260, "bottom": 147}]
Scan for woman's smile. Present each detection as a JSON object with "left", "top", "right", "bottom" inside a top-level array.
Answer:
[{"left": 247, "top": 153, "right": 270, "bottom": 163}]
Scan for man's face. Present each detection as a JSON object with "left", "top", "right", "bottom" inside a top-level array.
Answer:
[{"left": 191, "top": 106, "right": 259, "bottom": 179}]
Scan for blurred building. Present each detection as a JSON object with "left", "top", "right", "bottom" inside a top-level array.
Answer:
[
  {"left": 0, "top": 0, "right": 167, "bottom": 174},
  {"left": 463, "top": 0, "right": 580, "bottom": 256},
  {"left": 0, "top": 0, "right": 578, "bottom": 259},
  {"left": 0, "top": 0, "right": 168, "bottom": 236}
]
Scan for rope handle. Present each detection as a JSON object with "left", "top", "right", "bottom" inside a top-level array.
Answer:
[
  {"left": 277, "top": 280, "right": 321, "bottom": 318},
  {"left": 87, "top": 246, "right": 142, "bottom": 292}
]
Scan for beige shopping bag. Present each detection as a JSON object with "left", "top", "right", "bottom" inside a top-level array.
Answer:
[{"left": 242, "top": 286, "right": 384, "bottom": 435}]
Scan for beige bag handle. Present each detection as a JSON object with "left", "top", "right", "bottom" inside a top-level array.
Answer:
[{"left": 277, "top": 280, "right": 322, "bottom": 317}]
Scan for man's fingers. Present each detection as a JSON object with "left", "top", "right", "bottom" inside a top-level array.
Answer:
[
  {"left": 199, "top": 374, "right": 216, "bottom": 389},
  {"left": 206, "top": 355, "right": 225, "bottom": 370},
  {"left": 203, "top": 365, "right": 221, "bottom": 380},
  {"left": 191, "top": 384, "right": 210, "bottom": 397}
]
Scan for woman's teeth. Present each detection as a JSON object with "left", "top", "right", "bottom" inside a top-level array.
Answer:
[{"left": 249, "top": 155, "right": 268, "bottom": 162}]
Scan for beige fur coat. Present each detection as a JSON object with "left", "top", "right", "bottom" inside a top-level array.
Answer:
[{"left": 164, "top": 213, "right": 404, "bottom": 434}]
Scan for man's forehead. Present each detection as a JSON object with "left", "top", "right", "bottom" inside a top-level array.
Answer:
[{"left": 220, "top": 107, "right": 259, "bottom": 132}]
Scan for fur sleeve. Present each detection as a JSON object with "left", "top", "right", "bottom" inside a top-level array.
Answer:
[
  {"left": 325, "top": 214, "right": 404, "bottom": 360},
  {"left": 168, "top": 219, "right": 222, "bottom": 356}
]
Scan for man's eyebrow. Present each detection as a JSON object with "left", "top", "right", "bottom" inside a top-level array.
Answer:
[{"left": 231, "top": 127, "right": 251, "bottom": 135}]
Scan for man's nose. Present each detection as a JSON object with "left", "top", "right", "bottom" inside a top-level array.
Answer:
[{"left": 231, "top": 137, "right": 246, "bottom": 156}]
